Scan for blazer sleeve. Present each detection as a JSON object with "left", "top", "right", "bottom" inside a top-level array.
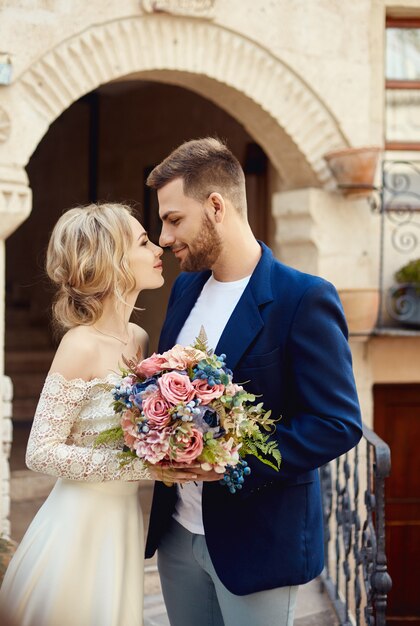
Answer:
[{"left": 241, "top": 280, "right": 362, "bottom": 495}]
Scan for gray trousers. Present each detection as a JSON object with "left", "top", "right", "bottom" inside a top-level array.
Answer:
[{"left": 157, "top": 520, "right": 298, "bottom": 626}]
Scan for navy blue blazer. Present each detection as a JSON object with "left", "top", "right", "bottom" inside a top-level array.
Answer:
[{"left": 145, "top": 242, "right": 362, "bottom": 595}]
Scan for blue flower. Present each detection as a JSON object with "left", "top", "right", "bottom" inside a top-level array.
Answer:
[
  {"left": 132, "top": 378, "right": 157, "bottom": 395},
  {"left": 133, "top": 394, "right": 143, "bottom": 409},
  {"left": 202, "top": 407, "right": 219, "bottom": 428},
  {"left": 192, "top": 406, "right": 224, "bottom": 438},
  {"left": 131, "top": 378, "right": 159, "bottom": 409}
]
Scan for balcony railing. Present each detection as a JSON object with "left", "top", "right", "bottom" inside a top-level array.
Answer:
[{"left": 320, "top": 423, "right": 392, "bottom": 625}]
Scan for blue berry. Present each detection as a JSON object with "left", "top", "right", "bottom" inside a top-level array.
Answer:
[{"left": 220, "top": 460, "right": 251, "bottom": 494}]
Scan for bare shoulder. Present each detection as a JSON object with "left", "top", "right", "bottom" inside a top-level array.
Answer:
[
  {"left": 49, "top": 326, "right": 98, "bottom": 380},
  {"left": 129, "top": 323, "right": 149, "bottom": 358}
]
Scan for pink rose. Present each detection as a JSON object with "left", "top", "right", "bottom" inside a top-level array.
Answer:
[
  {"left": 134, "top": 427, "right": 171, "bottom": 464},
  {"left": 170, "top": 426, "right": 203, "bottom": 464},
  {"left": 121, "top": 411, "right": 139, "bottom": 449},
  {"left": 158, "top": 372, "right": 195, "bottom": 405},
  {"left": 162, "top": 345, "right": 206, "bottom": 370},
  {"left": 135, "top": 353, "right": 167, "bottom": 378},
  {"left": 192, "top": 379, "right": 224, "bottom": 404},
  {"left": 142, "top": 392, "right": 171, "bottom": 429}
]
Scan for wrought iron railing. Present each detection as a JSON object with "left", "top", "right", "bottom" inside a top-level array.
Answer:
[{"left": 320, "top": 423, "right": 392, "bottom": 625}]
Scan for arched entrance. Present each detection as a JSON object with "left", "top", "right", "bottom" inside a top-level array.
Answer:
[
  {"left": 0, "top": 13, "right": 349, "bottom": 535},
  {"left": 5, "top": 78, "right": 272, "bottom": 539},
  {"left": 2, "top": 14, "right": 349, "bottom": 195}
]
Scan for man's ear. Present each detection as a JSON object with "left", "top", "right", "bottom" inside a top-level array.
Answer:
[{"left": 208, "top": 192, "right": 225, "bottom": 223}]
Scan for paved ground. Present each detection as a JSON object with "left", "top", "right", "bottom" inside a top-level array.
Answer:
[
  {"left": 143, "top": 570, "right": 338, "bottom": 626},
  {"left": 7, "top": 430, "right": 338, "bottom": 625}
]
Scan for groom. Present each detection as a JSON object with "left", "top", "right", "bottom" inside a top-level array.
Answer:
[{"left": 145, "top": 137, "right": 362, "bottom": 626}]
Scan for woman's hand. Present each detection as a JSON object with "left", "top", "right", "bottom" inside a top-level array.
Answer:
[
  {"left": 148, "top": 463, "right": 199, "bottom": 486},
  {"left": 187, "top": 466, "right": 222, "bottom": 482},
  {"left": 147, "top": 463, "right": 223, "bottom": 486}
]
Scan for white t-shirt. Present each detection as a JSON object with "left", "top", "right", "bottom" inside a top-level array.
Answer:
[{"left": 173, "top": 273, "right": 251, "bottom": 534}]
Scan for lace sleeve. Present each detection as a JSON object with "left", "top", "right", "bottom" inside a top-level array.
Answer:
[{"left": 25, "top": 374, "right": 150, "bottom": 482}]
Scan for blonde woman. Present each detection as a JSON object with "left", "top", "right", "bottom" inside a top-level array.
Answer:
[{"left": 0, "top": 203, "right": 195, "bottom": 626}]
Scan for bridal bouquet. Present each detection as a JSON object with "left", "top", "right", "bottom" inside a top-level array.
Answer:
[{"left": 98, "top": 329, "right": 281, "bottom": 492}]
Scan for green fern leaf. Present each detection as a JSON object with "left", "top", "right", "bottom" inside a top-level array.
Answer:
[
  {"left": 192, "top": 326, "right": 211, "bottom": 354},
  {"left": 94, "top": 426, "right": 123, "bottom": 448}
]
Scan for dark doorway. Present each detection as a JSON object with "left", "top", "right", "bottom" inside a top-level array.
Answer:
[
  {"left": 6, "top": 80, "right": 269, "bottom": 472},
  {"left": 374, "top": 384, "right": 420, "bottom": 625}
]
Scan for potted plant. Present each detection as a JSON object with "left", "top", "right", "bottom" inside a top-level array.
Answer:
[
  {"left": 387, "top": 258, "right": 420, "bottom": 328},
  {"left": 323, "top": 146, "right": 381, "bottom": 197},
  {"left": 338, "top": 288, "right": 380, "bottom": 337}
]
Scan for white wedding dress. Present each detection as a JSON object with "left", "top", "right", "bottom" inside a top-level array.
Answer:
[{"left": 0, "top": 372, "right": 150, "bottom": 626}]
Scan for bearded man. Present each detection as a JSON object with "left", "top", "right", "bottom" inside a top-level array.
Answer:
[{"left": 145, "top": 137, "right": 362, "bottom": 626}]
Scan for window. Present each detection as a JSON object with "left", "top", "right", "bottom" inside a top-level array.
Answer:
[{"left": 385, "top": 18, "right": 420, "bottom": 151}]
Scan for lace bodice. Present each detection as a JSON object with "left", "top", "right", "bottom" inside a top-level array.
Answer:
[{"left": 26, "top": 372, "right": 150, "bottom": 482}]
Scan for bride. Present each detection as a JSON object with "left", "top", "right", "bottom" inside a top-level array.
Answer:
[{"left": 0, "top": 203, "right": 195, "bottom": 626}]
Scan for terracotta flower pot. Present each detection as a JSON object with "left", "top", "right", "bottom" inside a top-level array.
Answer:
[
  {"left": 324, "top": 147, "right": 381, "bottom": 197},
  {"left": 338, "top": 288, "right": 379, "bottom": 336}
]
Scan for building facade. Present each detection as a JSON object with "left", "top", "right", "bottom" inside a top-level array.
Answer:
[{"left": 0, "top": 0, "right": 419, "bottom": 621}]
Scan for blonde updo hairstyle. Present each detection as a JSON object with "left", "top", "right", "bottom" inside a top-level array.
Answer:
[{"left": 46, "top": 203, "right": 137, "bottom": 332}]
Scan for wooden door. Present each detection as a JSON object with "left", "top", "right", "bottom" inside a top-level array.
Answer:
[{"left": 374, "top": 384, "right": 420, "bottom": 625}]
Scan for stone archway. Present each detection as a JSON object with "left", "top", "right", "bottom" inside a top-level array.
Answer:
[
  {"left": 17, "top": 15, "right": 349, "bottom": 179},
  {"left": 0, "top": 13, "right": 350, "bottom": 534},
  {"left": 0, "top": 14, "right": 350, "bottom": 229}
]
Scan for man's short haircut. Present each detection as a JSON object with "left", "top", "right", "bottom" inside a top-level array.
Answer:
[{"left": 146, "top": 137, "right": 247, "bottom": 217}]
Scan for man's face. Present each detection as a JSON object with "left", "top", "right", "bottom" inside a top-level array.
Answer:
[{"left": 158, "top": 178, "right": 222, "bottom": 272}]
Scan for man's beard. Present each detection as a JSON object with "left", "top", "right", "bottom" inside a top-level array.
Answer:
[{"left": 179, "top": 212, "right": 222, "bottom": 272}]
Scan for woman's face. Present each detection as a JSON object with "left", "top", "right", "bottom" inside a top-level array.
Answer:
[{"left": 127, "top": 216, "right": 164, "bottom": 292}]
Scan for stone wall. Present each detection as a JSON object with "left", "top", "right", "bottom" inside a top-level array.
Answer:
[{"left": 1, "top": 377, "right": 12, "bottom": 538}]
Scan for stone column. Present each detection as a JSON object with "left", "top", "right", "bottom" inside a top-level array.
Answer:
[
  {"left": 1, "top": 375, "right": 13, "bottom": 538},
  {"left": 271, "top": 187, "right": 379, "bottom": 289},
  {"left": 0, "top": 165, "right": 31, "bottom": 537}
]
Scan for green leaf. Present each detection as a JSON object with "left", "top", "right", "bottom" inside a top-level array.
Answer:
[
  {"left": 118, "top": 450, "right": 137, "bottom": 466},
  {"left": 94, "top": 426, "right": 123, "bottom": 448},
  {"left": 192, "top": 326, "right": 211, "bottom": 354}
]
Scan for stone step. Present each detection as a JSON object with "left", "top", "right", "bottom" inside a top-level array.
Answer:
[
  {"left": 5, "top": 307, "right": 35, "bottom": 327},
  {"left": 5, "top": 308, "right": 28, "bottom": 326},
  {"left": 5, "top": 350, "right": 55, "bottom": 374},
  {"left": 11, "top": 470, "right": 56, "bottom": 501},
  {"left": 6, "top": 328, "right": 53, "bottom": 350},
  {"left": 11, "top": 398, "right": 39, "bottom": 422},
  {"left": 8, "top": 373, "right": 46, "bottom": 399}
]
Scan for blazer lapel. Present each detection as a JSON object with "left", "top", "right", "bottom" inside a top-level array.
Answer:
[
  {"left": 215, "top": 296, "right": 264, "bottom": 371},
  {"left": 215, "top": 242, "right": 274, "bottom": 371},
  {"left": 159, "top": 271, "right": 211, "bottom": 352},
  {"left": 160, "top": 242, "right": 275, "bottom": 366}
]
